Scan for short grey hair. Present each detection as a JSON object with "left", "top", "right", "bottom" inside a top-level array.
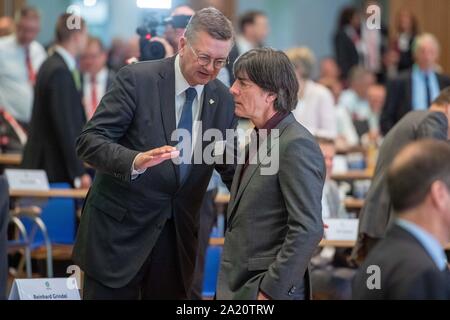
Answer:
[
  {"left": 285, "top": 47, "right": 316, "bottom": 80},
  {"left": 413, "top": 33, "right": 440, "bottom": 57},
  {"left": 184, "top": 7, "right": 234, "bottom": 44}
]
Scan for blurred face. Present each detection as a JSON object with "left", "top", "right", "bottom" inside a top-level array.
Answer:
[
  {"left": 230, "top": 72, "right": 275, "bottom": 123},
  {"left": 164, "top": 24, "right": 178, "bottom": 49},
  {"left": 415, "top": 39, "right": 439, "bottom": 71},
  {"left": 179, "top": 31, "right": 232, "bottom": 86},
  {"left": 320, "top": 58, "right": 340, "bottom": 79},
  {"left": 16, "top": 16, "right": 40, "bottom": 46},
  {"left": 319, "top": 143, "right": 336, "bottom": 179},
  {"left": 253, "top": 15, "right": 269, "bottom": 46},
  {"left": 80, "top": 41, "right": 107, "bottom": 75},
  {"left": 353, "top": 73, "right": 375, "bottom": 99},
  {"left": 367, "top": 85, "right": 386, "bottom": 114},
  {"left": 398, "top": 11, "right": 414, "bottom": 33},
  {"left": 351, "top": 13, "right": 361, "bottom": 29}
]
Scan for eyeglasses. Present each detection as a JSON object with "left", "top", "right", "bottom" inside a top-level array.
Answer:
[{"left": 187, "top": 42, "right": 229, "bottom": 69}]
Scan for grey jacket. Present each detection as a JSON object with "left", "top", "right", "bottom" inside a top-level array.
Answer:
[
  {"left": 216, "top": 114, "right": 325, "bottom": 300},
  {"left": 352, "top": 111, "right": 448, "bottom": 263}
]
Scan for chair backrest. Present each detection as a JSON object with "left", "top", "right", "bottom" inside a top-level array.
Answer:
[{"left": 21, "top": 183, "right": 76, "bottom": 247}]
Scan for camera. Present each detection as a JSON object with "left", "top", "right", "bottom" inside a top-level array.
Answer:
[{"left": 136, "top": 16, "right": 166, "bottom": 61}]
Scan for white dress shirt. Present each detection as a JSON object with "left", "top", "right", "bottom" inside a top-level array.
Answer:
[
  {"left": 0, "top": 35, "right": 46, "bottom": 123},
  {"left": 83, "top": 67, "right": 108, "bottom": 120},
  {"left": 132, "top": 55, "right": 205, "bottom": 177},
  {"left": 55, "top": 46, "right": 77, "bottom": 71},
  {"left": 292, "top": 80, "right": 337, "bottom": 139}
]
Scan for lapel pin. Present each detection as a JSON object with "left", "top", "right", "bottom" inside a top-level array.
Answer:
[{"left": 209, "top": 99, "right": 215, "bottom": 105}]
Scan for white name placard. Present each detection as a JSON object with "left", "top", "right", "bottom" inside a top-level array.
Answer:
[
  {"left": 9, "top": 278, "right": 80, "bottom": 300},
  {"left": 5, "top": 169, "right": 49, "bottom": 191},
  {"left": 323, "top": 219, "right": 359, "bottom": 241}
]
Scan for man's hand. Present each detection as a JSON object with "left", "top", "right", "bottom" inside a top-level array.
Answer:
[
  {"left": 75, "top": 174, "right": 92, "bottom": 189},
  {"left": 134, "top": 146, "right": 180, "bottom": 171},
  {"left": 257, "top": 291, "right": 270, "bottom": 300}
]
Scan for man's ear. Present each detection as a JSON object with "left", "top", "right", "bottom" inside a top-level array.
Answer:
[
  {"left": 266, "top": 92, "right": 277, "bottom": 105},
  {"left": 178, "top": 37, "right": 187, "bottom": 56},
  {"left": 430, "top": 181, "right": 450, "bottom": 212}
]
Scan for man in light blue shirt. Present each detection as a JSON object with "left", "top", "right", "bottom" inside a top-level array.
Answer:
[{"left": 353, "top": 140, "right": 450, "bottom": 300}]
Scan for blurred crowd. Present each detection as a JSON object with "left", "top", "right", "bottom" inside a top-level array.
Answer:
[{"left": 1, "top": 1, "right": 450, "bottom": 300}]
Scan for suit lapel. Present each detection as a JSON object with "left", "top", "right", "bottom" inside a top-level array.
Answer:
[
  {"left": 227, "top": 114, "right": 295, "bottom": 223},
  {"left": 157, "top": 57, "right": 178, "bottom": 183},
  {"left": 158, "top": 57, "right": 177, "bottom": 147}
]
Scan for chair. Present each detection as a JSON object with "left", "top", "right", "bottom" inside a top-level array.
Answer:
[
  {"left": 202, "top": 245, "right": 223, "bottom": 298},
  {"left": 11, "top": 183, "right": 77, "bottom": 278}
]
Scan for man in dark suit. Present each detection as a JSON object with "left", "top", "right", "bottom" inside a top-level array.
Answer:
[
  {"left": 22, "top": 14, "right": 90, "bottom": 188},
  {"left": 352, "top": 87, "right": 450, "bottom": 264},
  {"left": 225, "top": 10, "right": 268, "bottom": 84},
  {"left": 216, "top": 48, "right": 325, "bottom": 300},
  {"left": 353, "top": 140, "right": 450, "bottom": 300},
  {"left": 80, "top": 36, "right": 115, "bottom": 121},
  {"left": 73, "top": 8, "right": 237, "bottom": 300},
  {"left": 380, "top": 33, "right": 450, "bottom": 134}
]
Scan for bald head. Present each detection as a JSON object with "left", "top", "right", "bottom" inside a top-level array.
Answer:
[{"left": 388, "top": 140, "right": 450, "bottom": 213}]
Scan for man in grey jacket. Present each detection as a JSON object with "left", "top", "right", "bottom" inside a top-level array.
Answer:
[
  {"left": 216, "top": 48, "right": 325, "bottom": 300},
  {"left": 352, "top": 87, "right": 450, "bottom": 264}
]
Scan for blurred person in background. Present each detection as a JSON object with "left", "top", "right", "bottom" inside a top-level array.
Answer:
[
  {"left": 226, "top": 10, "right": 269, "bottom": 84},
  {"left": 380, "top": 33, "right": 450, "bottom": 134},
  {"left": 353, "top": 140, "right": 450, "bottom": 300},
  {"left": 359, "top": 0, "right": 388, "bottom": 83},
  {"left": 0, "top": 16, "right": 14, "bottom": 37},
  {"left": 22, "top": 14, "right": 90, "bottom": 188},
  {"left": 318, "top": 57, "right": 341, "bottom": 85},
  {"left": 287, "top": 47, "right": 337, "bottom": 139},
  {"left": 80, "top": 37, "right": 115, "bottom": 121},
  {"left": 352, "top": 87, "right": 450, "bottom": 264},
  {"left": 365, "top": 84, "right": 385, "bottom": 142},
  {"left": 164, "top": 5, "right": 195, "bottom": 52},
  {"left": 0, "top": 7, "right": 46, "bottom": 128},
  {"left": 319, "top": 77, "right": 359, "bottom": 151},
  {"left": 385, "top": 9, "right": 420, "bottom": 78},
  {"left": 338, "top": 66, "right": 376, "bottom": 138},
  {"left": 334, "top": 7, "right": 362, "bottom": 81}
]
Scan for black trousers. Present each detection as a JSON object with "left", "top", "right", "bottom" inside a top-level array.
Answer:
[
  {"left": 0, "top": 176, "right": 9, "bottom": 300},
  {"left": 190, "top": 190, "right": 217, "bottom": 300},
  {"left": 83, "top": 219, "right": 185, "bottom": 300}
]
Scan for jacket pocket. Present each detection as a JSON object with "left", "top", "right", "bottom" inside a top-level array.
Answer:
[
  {"left": 90, "top": 192, "right": 128, "bottom": 223},
  {"left": 248, "top": 256, "right": 275, "bottom": 271}
]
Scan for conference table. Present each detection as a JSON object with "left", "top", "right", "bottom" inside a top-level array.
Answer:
[
  {"left": 8, "top": 188, "right": 450, "bottom": 251},
  {"left": 0, "top": 153, "right": 22, "bottom": 166}
]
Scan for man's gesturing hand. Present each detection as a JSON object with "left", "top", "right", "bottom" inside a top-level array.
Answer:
[{"left": 134, "top": 146, "right": 180, "bottom": 171}]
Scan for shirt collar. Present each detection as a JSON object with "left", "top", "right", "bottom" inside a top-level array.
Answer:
[
  {"left": 236, "top": 36, "right": 254, "bottom": 54},
  {"left": 84, "top": 67, "right": 108, "bottom": 83},
  {"left": 175, "top": 55, "right": 204, "bottom": 99},
  {"left": 396, "top": 219, "right": 448, "bottom": 271},
  {"left": 258, "top": 111, "right": 289, "bottom": 132},
  {"left": 413, "top": 63, "right": 434, "bottom": 76},
  {"left": 55, "top": 45, "right": 77, "bottom": 71}
]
